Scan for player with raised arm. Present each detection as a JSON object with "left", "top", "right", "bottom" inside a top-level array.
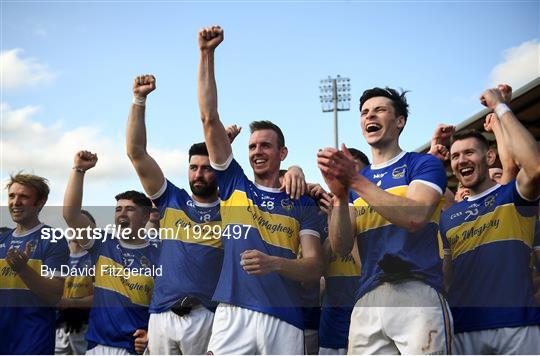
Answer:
[
  {"left": 63, "top": 151, "right": 160, "bottom": 354},
  {"left": 440, "top": 85, "right": 540, "bottom": 354},
  {"left": 198, "top": 25, "right": 324, "bottom": 354},
  {"left": 127, "top": 74, "right": 223, "bottom": 354},
  {"left": 55, "top": 221, "right": 94, "bottom": 355},
  {"left": 0, "top": 174, "right": 69, "bottom": 354},
  {"left": 318, "top": 87, "right": 451, "bottom": 354}
]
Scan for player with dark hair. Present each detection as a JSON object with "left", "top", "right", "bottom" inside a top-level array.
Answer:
[
  {"left": 198, "top": 25, "right": 324, "bottom": 354},
  {"left": 55, "top": 211, "right": 94, "bottom": 355},
  {"left": 0, "top": 173, "right": 69, "bottom": 354},
  {"left": 440, "top": 85, "right": 540, "bottom": 354},
  {"left": 318, "top": 86, "right": 451, "bottom": 354},
  {"left": 63, "top": 151, "right": 160, "bottom": 354},
  {"left": 126, "top": 74, "right": 223, "bottom": 354}
]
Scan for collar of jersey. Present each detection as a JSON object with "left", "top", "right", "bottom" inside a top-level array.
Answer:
[
  {"left": 118, "top": 238, "right": 149, "bottom": 249},
  {"left": 70, "top": 250, "right": 89, "bottom": 258},
  {"left": 12, "top": 223, "right": 44, "bottom": 237},
  {"left": 370, "top": 150, "right": 406, "bottom": 170},
  {"left": 467, "top": 183, "right": 501, "bottom": 201},
  {"left": 192, "top": 198, "right": 221, "bottom": 207},
  {"left": 254, "top": 182, "right": 282, "bottom": 193}
]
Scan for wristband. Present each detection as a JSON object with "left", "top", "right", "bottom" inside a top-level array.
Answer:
[
  {"left": 494, "top": 103, "right": 511, "bottom": 118},
  {"left": 73, "top": 167, "right": 86, "bottom": 173},
  {"left": 133, "top": 96, "right": 146, "bottom": 107}
]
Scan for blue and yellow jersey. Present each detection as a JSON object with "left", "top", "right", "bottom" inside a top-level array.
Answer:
[
  {"left": 83, "top": 235, "right": 160, "bottom": 354},
  {"left": 148, "top": 179, "right": 222, "bottom": 313},
  {"left": 62, "top": 251, "right": 93, "bottom": 299},
  {"left": 319, "top": 249, "right": 360, "bottom": 349},
  {"left": 57, "top": 251, "right": 94, "bottom": 326},
  {"left": 440, "top": 181, "right": 540, "bottom": 333},
  {"left": 211, "top": 156, "right": 324, "bottom": 329},
  {"left": 350, "top": 151, "right": 446, "bottom": 300},
  {"left": 0, "top": 224, "right": 69, "bottom": 354}
]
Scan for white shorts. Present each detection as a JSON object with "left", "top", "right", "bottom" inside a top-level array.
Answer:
[
  {"left": 86, "top": 344, "right": 130, "bottom": 355},
  {"left": 348, "top": 280, "right": 453, "bottom": 354},
  {"left": 318, "top": 346, "right": 347, "bottom": 355},
  {"left": 453, "top": 325, "right": 540, "bottom": 354},
  {"left": 147, "top": 306, "right": 214, "bottom": 354},
  {"left": 304, "top": 328, "right": 319, "bottom": 355},
  {"left": 55, "top": 324, "right": 88, "bottom": 355},
  {"left": 207, "top": 303, "right": 304, "bottom": 354}
]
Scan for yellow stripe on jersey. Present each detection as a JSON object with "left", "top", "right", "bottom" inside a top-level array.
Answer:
[
  {"left": 63, "top": 275, "right": 93, "bottom": 298},
  {"left": 326, "top": 253, "right": 360, "bottom": 277},
  {"left": 160, "top": 208, "right": 222, "bottom": 248},
  {"left": 353, "top": 185, "right": 443, "bottom": 234},
  {"left": 94, "top": 256, "right": 154, "bottom": 306},
  {"left": 0, "top": 259, "right": 41, "bottom": 290},
  {"left": 221, "top": 190, "right": 300, "bottom": 254},
  {"left": 446, "top": 203, "right": 536, "bottom": 260}
]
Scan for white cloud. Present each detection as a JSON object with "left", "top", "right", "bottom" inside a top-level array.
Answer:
[
  {"left": 489, "top": 40, "right": 540, "bottom": 88},
  {"left": 0, "top": 49, "right": 54, "bottom": 90},
  {"left": 0, "top": 103, "right": 188, "bottom": 206}
]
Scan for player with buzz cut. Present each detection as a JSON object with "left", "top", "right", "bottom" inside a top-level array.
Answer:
[
  {"left": 63, "top": 150, "right": 160, "bottom": 355},
  {"left": 198, "top": 25, "right": 325, "bottom": 354},
  {"left": 440, "top": 85, "right": 540, "bottom": 354},
  {"left": 318, "top": 87, "right": 452, "bottom": 354},
  {"left": 0, "top": 173, "right": 70, "bottom": 354}
]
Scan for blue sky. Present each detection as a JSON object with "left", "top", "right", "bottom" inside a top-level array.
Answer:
[{"left": 1, "top": 1, "right": 539, "bottom": 225}]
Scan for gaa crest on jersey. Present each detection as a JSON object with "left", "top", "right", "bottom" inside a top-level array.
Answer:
[
  {"left": 139, "top": 255, "right": 150, "bottom": 269},
  {"left": 26, "top": 240, "right": 37, "bottom": 255},
  {"left": 392, "top": 164, "right": 407, "bottom": 179},
  {"left": 280, "top": 198, "right": 293, "bottom": 211}
]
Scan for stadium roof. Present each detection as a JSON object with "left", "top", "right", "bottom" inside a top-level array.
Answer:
[{"left": 415, "top": 77, "right": 540, "bottom": 189}]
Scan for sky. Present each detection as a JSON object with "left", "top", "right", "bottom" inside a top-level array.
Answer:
[{"left": 1, "top": 0, "right": 539, "bottom": 227}]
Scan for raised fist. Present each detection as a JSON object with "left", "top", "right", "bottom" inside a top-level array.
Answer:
[
  {"left": 480, "top": 87, "right": 504, "bottom": 109},
  {"left": 73, "top": 150, "right": 98, "bottom": 171},
  {"left": 198, "top": 25, "right": 224, "bottom": 51},
  {"left": 497, "top": 84, "right": 512, "bottom": 104},
  {"left": 133, "top": 74, "right": 156, "bottom": 99}
]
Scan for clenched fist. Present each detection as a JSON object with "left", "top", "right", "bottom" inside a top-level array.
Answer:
[
  {"left": 198, "top": 25, "right": 224, "bottom": 51},
  {"left": 73, "top": 150, "right": 98, "bottom": 172},
  {"left": 133, "top": 74, "right": 156, "bottom": 99}
]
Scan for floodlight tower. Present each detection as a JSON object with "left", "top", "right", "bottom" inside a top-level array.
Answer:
[{"left": 319, "top": 75, "right": 351, "bottom": 148}]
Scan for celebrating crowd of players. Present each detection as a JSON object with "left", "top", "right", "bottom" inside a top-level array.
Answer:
[{"left": 1, "top": 25, "right": 539, "bottom": 355}]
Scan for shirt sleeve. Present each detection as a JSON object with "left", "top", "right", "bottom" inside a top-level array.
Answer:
[
  {"left": 410, "top": 154, "right": 447, "bottom": 195},
  {"left": 211, "top": 156, "right": 247, "bottom": 201},
  {"left": 299, "top": 197, "right": 323, "bottom": 239},
  {"left": 149, "top": 179, "right": 187, "bottom": 217},
  {"left": 43, "top": 237, "right": 69, "bottom": 277}
]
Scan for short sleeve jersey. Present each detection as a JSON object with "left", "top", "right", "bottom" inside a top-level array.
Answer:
[
  {"left": 440, "top": 181, "right": 540, "bottom": 333},
  {"left": 83, "top": 235, "right": 160, "bottom": 353},
  {"left": 148, "top": 179, "right": 222, "bottom": 312},
  {"left": 211, "top": 156, "right": 323, "bottom": 329},
  {"left": 350, "top": 151, "right": 447, "bottom": 300},
  {"left": 0, "top": 224, "right": 69, "bottom": 354}
]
